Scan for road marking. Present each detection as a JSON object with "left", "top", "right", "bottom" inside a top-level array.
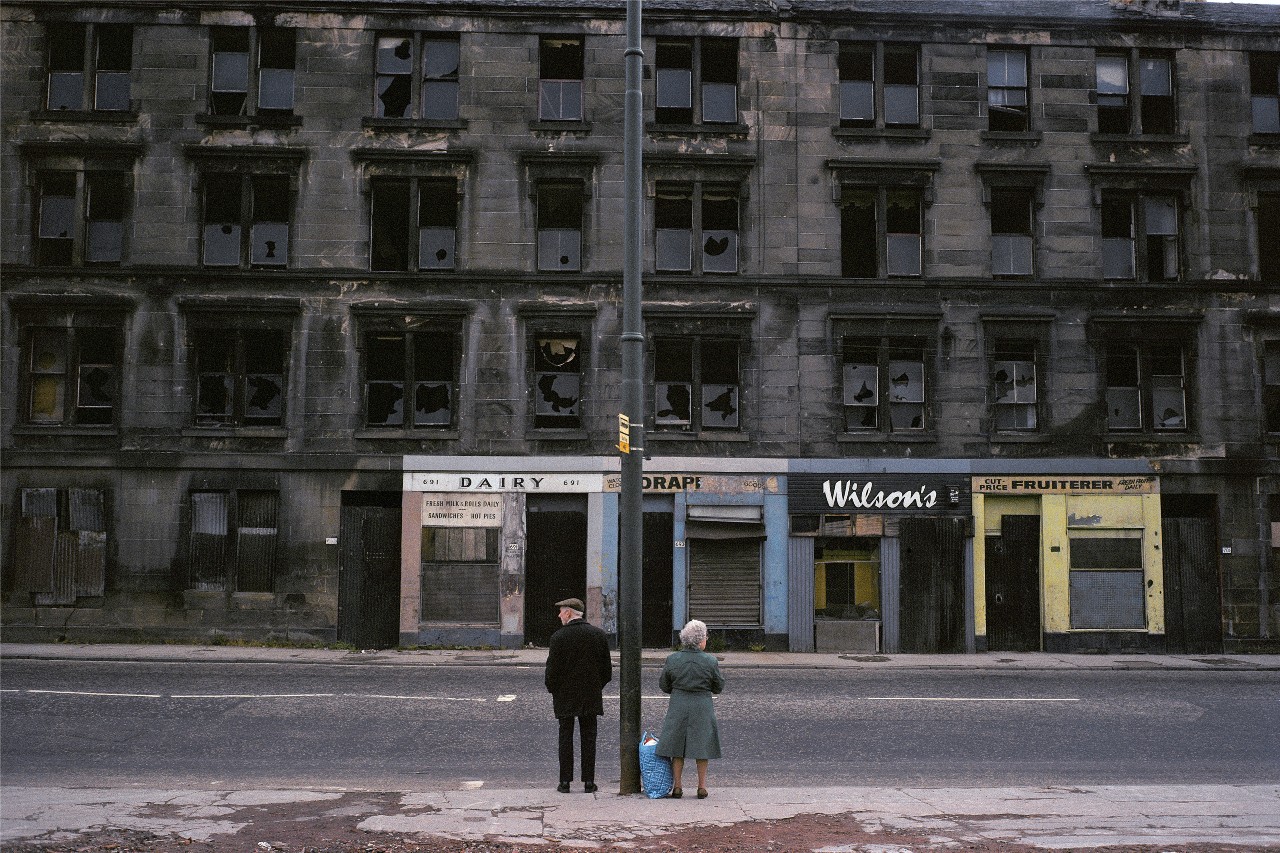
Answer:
[
  {"left": 27, "top": 689, "right": 164, "bottom": 698},
  {"left": 171, "top": 693, "right": 336, "bottom": 699},
  {"left": 497, "top": 695, "right": 516, "bottom": 702},
  {"left": 866, "top": 696, "right": 1080, "bottom": 702},
  {"left": 604, "top": 695, "right": 670, "bottom": 701},
  {"left": 355, "top": 694, "right": 486, "bottom": 702}
]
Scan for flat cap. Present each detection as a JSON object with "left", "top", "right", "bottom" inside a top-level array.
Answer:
[{"left": 555, "top": 597, "right": 585, "bottom": 612}]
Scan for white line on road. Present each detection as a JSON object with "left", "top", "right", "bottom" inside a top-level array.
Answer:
[
  {"left": 170, "top": 693, "right": 336, "bottom": 699},
  {"left": 866, "top": 697, "right": 1080, "bottom": 702},
  {"left": 355, "top": 694, "right": 486, "bottom": 702},
  {"left": 497, "top": 695, "right": 516, "bottom": 702},
  {"left": 26, "top": 689, "right": 164, "bottom": 698}
]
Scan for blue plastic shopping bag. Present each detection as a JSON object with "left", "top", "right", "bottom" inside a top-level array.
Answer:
[{"left": 638, "top": 731, "right": 674, "bottom": 799}]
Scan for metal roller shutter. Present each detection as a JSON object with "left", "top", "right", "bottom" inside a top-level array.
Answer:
[{"left": 688, "top": 537, "right": 761, "bottom": 627}]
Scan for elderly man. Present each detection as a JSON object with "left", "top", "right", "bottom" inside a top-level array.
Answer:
[{"left": 544, "top": 596, "right": 612, "bottom": 793}]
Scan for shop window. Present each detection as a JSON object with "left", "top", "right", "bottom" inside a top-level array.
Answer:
[
  {"left": 653, "top": 336, "right": 740, "bottom": 432},
  {"left": 421, "top": 527, "right": 500, "bottom": 623},
  {"left": 533, "top": 336, "right": 582, "bottom": 429},
  {"left": 1259, "top": 192, "right": 1280, "bottom": 283},
  {"left": 370, "top": 177, "right": 458, "bottom": 271},
  {"left": 815, "top": 539, "right": 881, "bottom": 621},
  {"left": 44, "top": 23, "right": 132, "bottom": 112},
  {"left": 987, "top": 48, "right": 1028, "bottom": 132},
  {"left": 842, "top": 336, "right": 927, "bottom": 432},
  {"left": 201, "top": 173, "right": 292, "bottom": 268},
  {"left": 363, "top": 327, "right": 458, "bottom": 429},
  {"left": 1068, "top": 530, "right": 1145, "bottom": 629},
  {"left": 374, "top": 33, "right": 459, "bottom": 120},
  {"left": 655, "top": 37, "right": 738, "bottom": 126},
  {"left": 1105, "top": 341, "right": 1187, "bottom": 433},
  {"left": 1264, "top": 341, "right": 1280, "bottom": 435},
  {"left": 839, "top": 186, "right": 922, "bottom": 278},
  {"left": 35, "top": 171, "right": 129, "bottom": 266},
  {"left": 188, "top": 490, "right": 279, "bottom": 592},
  {"left": 24, "top": 325, "right": 119, "bottom": 427},
  {"left": 1096, "top": 50, "right": 1175, "bottom": 135},
  {"left": 1101, "top": 191, "right": 1180, "bottom": 281},
  {"left": 1252, "top": 52, "right": 1280, "bottom": 135},
  {"left": 837, "top": 42, "right": 920, "bottom": 128},
  {"left": 536, "top": 183, "right": 583, "bottom": 271},
  {"left": 990, "top": 339, "right": 1038, "bottom": 432},
  {"left": 655, "top": 183, "right": 739, "bottom": 274},
  {"left": 990, "top": 187, "right": 1034, "bottom": 277},
  {"left": 191, "top": 328, "right": 286, "bottom": 427},
  {"left": 209, "top": 26, "right": 295, "bottom": 117},
  {"left": 540, "top": 36, "right": 584, "bottom": 121},
  {"left": 11, "top": 488, "right": 107, "bottom": 604}
]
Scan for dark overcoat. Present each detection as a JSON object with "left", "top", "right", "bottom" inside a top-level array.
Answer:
[{"left": 544, "top": 618, "right": 612, "bottom": 718}]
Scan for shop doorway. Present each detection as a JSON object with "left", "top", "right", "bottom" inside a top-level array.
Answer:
[
  {"left": 898, "top": 517, "right": 965, "bottom": 653},
  {"left": 337, "top": 492, "right": 402, "bottom": 650},
  {"left": 985, "top": 514, "right": 1041, "bottom": 651},
  {"left": 524, "top": 495, "right": 588, "bottom": 646},
  {"left": 1162, "top": 496, "right": 1221, "bottom": 654},
  {"left": 642, "top": 512, "right": 675, "bottom": 647}
]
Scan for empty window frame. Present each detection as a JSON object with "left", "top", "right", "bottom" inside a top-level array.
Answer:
[
  {"left": 374, "top": 32, "right": 460, "bottom": 120},
  {"left": 1260, "top": 192, "right": 1280, "bottom": 283},
  {"left": 540, "top": 36, "right": 584, "bottom": 121},
  {"left": 990, "top": 187, "right": 1035, "bottom": 277},
  {"left": 839, "top": 186, "right": 923, "bottom": 278},
  {"left": 1104, "top": 341, "right": 1188, "bottom": 432},
  {"left": 838, "top": 42, "right": 920, "bottom": 128},
  {"left": 191, "top": 327, "right": 286, "bottom": 427},
  {"left": 1100, "top": 191, "right": 1180, "bottom": 281},
  {"left": 989, "top": 339, "right": 1038, "bottom": 432},
  {"left": 655, "top": 37, "right": 739, "bottom": 126},
  {"left": 209, "top": 26, "right": 295, "bottom": 116},
  {"left": 536, "top": 183, "right": 583, "bottom": 272},
  {"left": 987, "top": 48, "right": 1028, "bottom": 132},
  {"left": 1265, "top": 341, "right": 1280, "bottom": 435},
  {"left": 363, "top": 327, "right": 458, "bottom": 429},
  {"left": 421, "top": 527, "right": 501, "bottom": 623},
  {"left": 842, "top": 336, "right": 927, "bottom": 432},
  {"left": 201, "top": 173, "right": 292, "bottom": 268},
  {"left": 45, "top": 23, "right": 132, "bottom": 112},
  {"left": 1252, "top": 52, "right": 1280, "bottom": 134},
  {"left": 655, "top": 183, "right": 739, "bottom": 273},
  {"left": 188, "top": 490, "right": 280, "bottom": 592},
  {"left": 369, "top": 177, "right": 458, "bottom": 271},
  {"left": 1068, "top": 529, "right": 1145, "bottom": 629},
  {"left": 1096, "top": 50, "right": 1175, "bottom": 135},
  {"left": 35, "top": 171, "right": 128, "bottom": 266},
  {"left": 24, "top": 325, "right": 119, "bottom": 426},
  {"left": 533, "top": 335, "right": 583, "bottom": 429},
  {"left": 11, "top": 488, "right": 107, "bottom": 604},
  {"left": 653, "top": 336, "right": 740, "bottom": 431}
]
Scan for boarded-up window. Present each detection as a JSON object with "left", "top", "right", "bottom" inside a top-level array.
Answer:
[
  {"left": 188, "top": 490, "right": 279, "bottom": 592},
  {"left": 421, "top": 527, "right": 500, "bottom": 623},
  {"left": 687, "top": 511, "right": 762, "bottom": 627},
  {"left": 12, "top": 487, "right": 107, "bottom": 604},
  {"left": 1069, "top": 531, "right": 1144, "bottom": 629}
]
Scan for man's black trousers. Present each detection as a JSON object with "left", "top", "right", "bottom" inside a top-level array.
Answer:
[{"left": 557, "top": 715, "right": 598, "bottom": 784}]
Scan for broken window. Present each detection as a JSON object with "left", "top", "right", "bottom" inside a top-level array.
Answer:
[
  {"left": 370, "top": 176, "right": 459, "bottom": 271},
  {"left": 209, "top": 26, "right": 294, "bottom": 117},
  {"left": 363, "top": 327, "right": 457, "bottom": 429},
  {"left": 1096, "top": 50, "right": 1175, "bottom": 135},
  {"left": 653, "top": 336, "right": 740, "bottom": 432},
  {"left": 837, "top": 42, "right": 919, "bottom": 129},
  {"left": 188, "top": 490, "right": 280, "bottom": 592},
  {"left": 201, "top": 173, "right": 293, "bottom": 268},
  {"left": 842, "top": 336, "right": 927, "bottom": 432},
  {"left": 839, "top": 186, "right": 922, "bottom": 278},
  {"left": 44, "top": 23, "right": 132, "bottom": 112},
  {"left": 1264, "top": 341, "right": 1280, "bottom": 434},
  {"left": 11, "top": 488, "right": 107, "bottom": 604},
  {"left": 374, "top": 33, "right": 459, "bottom": 120},
  {"left": 990, "top": 340, "right": 1038, "bottom": 432},
  {"left": 34, "top": 170, "right": 128, "bottom": 266},
  {"left": 1260, "top": 192, "right": 1280, "bottom": 282},
  {"left": 1101, "top": 191, "right": 1179, "bottom": 281},
  {"left": 1105, "top": 340, "right": 1188, "bottom": 433},
  {"left": 655, "top": 183, "right": 738, "bottom": 274},
  {"left": 534, "top": 336, "right": 582, "bottom": 429},
  {"left": 655, "top": 37, "right": 738, "bottom": 126},
  {"left": 987, "top": 49, "right": 1028, "bottom": 132},
  {"left": 192, "top": 327, "right": 286, "bottom": 427},
  {"left": 540, "top": 36, "right": 584, "bottom": 121},
  {"left": 1251, "top": 52, "right": 1280, "bottom": 134},
  {"left": 536, "top": 183, "right": 582, "bottom": 272},
  {"left": 25, "top": 324, "right": 118, "bottom": 426},
  {"left": 990, "top": 187, "right": 1034, "bottom": 277}
]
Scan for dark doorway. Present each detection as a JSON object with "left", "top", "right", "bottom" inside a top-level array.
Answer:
[
  {"left": 338, "top": 492, "right": 402, "bottom": 650},
  {"left": 899, "top": 516, "right": 966, "bottom": 653},
  {"left": 1162, "top": 496, "right": 1221, "bottom": 654},
  {"left": 985, "top": 514, "right": 1041, "bottom": 651},
  {"left": 524, "top": 495, "right": 588, "bottom": 646},
  {"left": 642, "top": 512, "right": 675, "bottom": 647}
]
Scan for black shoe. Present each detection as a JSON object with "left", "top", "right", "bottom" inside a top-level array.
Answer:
[
  {"left": 556, "top": 782, "right": 570, "bottom": 793},
  {"left": 583, "top": 783, "right": 598, "bottom": 794}
]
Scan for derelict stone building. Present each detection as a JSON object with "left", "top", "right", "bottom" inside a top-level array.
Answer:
[{"left": 2, "top": 0, "right": 1278, "bottom": 653}]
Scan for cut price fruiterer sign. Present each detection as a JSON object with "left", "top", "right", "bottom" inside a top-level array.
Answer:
[{"left": 618, "top": 413, "right": 630, "bottom": 453}]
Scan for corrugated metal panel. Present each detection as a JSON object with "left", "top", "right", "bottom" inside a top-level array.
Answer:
[
  {"left": 236, "top": 492, "right": 279, "bottom": 593},
  {"left": 15, "top": 489, "right": 57, "bottom": 595},
  {"left": 42, "top": 532, "right": 78, "bottom": 605},
  {"left": 881, "top": 537, "right": 900, "bottom": 653},
  {"left": 1070, "top": 570, "right": 1145, "bottom": 629},
  {"left": 422, "top": 562, "right": 500, "bottom": 623},
  {"left": 190, "top": 492, "right": 228, "bottom": 590},
  {"left": 69, "top": 489, "right": 106, "bottom": 598},
  {"left": 1162, "top": 517, "right": 1221, "bottom": 654},
  {"left": 787, "top": 536, "right": 815, "bottom": 652},
  {"left": 688, "top": 538, "right": 760, "bottom": 626}
]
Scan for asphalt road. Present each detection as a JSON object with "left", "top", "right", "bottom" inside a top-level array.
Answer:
[{"left": 2, "top": 659, "right": 1276, "bottom": 790}]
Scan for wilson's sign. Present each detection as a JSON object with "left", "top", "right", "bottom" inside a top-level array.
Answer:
[{"left": 789, "top": 473, "right": 968, "bottom": 515}]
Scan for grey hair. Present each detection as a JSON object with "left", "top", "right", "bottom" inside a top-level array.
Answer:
[{"left": 679, "top": 619, "right": 708, "bottom": 648}]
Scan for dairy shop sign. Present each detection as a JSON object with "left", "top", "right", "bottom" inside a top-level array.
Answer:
[
  {"left": 789, "top": 473, "right": 968, "bottom": 514},
  {"left": 404, "top": 473, "right": 604, "bottom": 492}
]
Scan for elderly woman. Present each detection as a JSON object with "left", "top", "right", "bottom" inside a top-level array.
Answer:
[{"left": 656, "top": 619, "right": 725, "bottom": 799}]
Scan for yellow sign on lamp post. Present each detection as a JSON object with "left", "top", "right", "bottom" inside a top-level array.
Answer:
[{"left": 618, "top": 413, "right": 630, "bottom": 454}]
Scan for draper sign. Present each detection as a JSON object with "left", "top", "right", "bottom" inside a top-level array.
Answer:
[{"left": 788, "top": 473, "right": 968, "bottom": 514}]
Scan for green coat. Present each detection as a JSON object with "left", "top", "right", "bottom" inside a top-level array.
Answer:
[{"left": 655, "top": 647, "right": 724, "bottom": 760}]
